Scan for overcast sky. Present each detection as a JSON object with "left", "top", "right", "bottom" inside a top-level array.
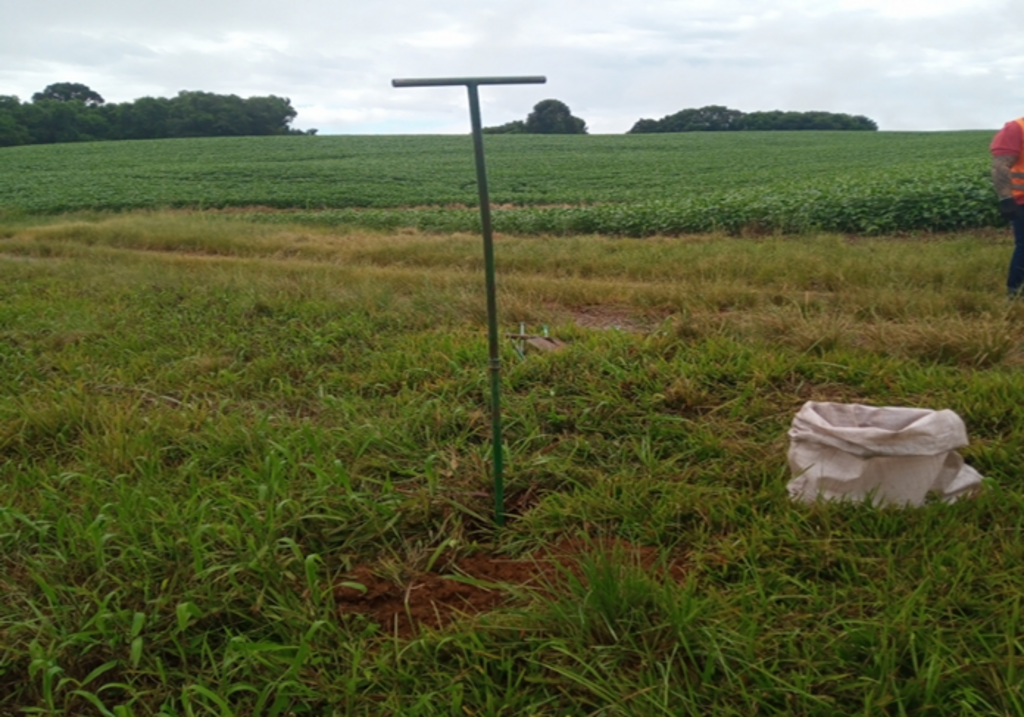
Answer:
[{"left": 2, "top": 0, "right": 1021, "bottom": 134}]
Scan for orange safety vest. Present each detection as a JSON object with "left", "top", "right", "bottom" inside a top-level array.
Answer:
[{"left": 1013, "top": 118, "right": 1024, "bottom": 202}]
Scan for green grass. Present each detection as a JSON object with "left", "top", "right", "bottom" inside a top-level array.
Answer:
[
  {"left": 0, "top": 131, "right": 1001, "bottom": 234},
  {"left": 3, "top": 212, "right": 1024, "bottom": 714}
]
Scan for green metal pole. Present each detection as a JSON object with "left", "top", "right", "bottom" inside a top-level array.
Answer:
[
  {"left": 392, "top": 75, "right": 546, "bottom": 527},
  {"left": 464, "top": 83, "right": 505, "bottom": 526}
]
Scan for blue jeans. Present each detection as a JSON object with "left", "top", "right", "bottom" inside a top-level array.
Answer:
[{"left": 1009, "top": 213, "right": 1024, "bottom": 297}]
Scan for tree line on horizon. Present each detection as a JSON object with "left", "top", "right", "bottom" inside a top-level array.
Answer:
[
  {"left": 484, "top": 100, "right": 878, "bottom": 135},
  {"left": 628, "top": 104, "right": 878, "bottom": 132},
  {"left": 0, "top": 85, "right": 880, "bottom": 147},
  {"left": 0, "top": 82, "right": 312, "bottom": 148}
]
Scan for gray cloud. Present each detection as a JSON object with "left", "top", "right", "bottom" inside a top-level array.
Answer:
[{"left": 0, "top": 0, "right": 1018, "bottom": 133}]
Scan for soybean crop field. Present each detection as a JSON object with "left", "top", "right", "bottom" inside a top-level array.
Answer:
[
  {"left": 3, "top": 211, "right": 1024, "bottom": 715},
  {"left": 0, "top": 130, "right": 1000, "bottom": 234}
]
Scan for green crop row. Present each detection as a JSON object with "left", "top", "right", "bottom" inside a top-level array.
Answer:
[
  {"left": 0, "top": 131, "right": 1003, "bottom": 234},
  {"left": 244, "top": 163, "right": 999, "bottom": 236}
]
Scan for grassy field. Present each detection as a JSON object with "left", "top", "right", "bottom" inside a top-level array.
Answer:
[
  {"left": 0, "top": 131, "right": 1000, "bottom": 234},
  {"left": 3, "top": 212, "right": 1024, "bottom": 714}
]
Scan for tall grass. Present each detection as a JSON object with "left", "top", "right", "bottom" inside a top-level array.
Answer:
[{"left": 2, "top": 212, "right": 1024, "bottom": 714}]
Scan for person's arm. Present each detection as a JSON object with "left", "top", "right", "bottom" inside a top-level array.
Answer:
[
  {"left": 991, "top": 120, "right": 1022, "bottom": 219},
  {"left": 992, "top": 154, "right": 1016, "bottom": 200}
]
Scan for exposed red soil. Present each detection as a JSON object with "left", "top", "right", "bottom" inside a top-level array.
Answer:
[{"left": 333, "top": 539, "right": 686, "bottom": 639}]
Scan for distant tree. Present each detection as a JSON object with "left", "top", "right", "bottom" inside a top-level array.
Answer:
[
  {"left": 482, "top": 120, "right": 527, "bottom": 134},
  {"left": 165, "top": 91, "right": 298, "bottom": 137},
  {"left": 32, "top": 82, "right": 105, "bottom": 106},
  {"left": 674, "top": 105, "right": 744, "bottom": 131},
  {"left": 848, "top": 115, "right": 878, "bottom": 131},
  {"left": 629, "top": 105, "right": 878, "bottom": 133},
  {"left": 525, "top": 100, "right": 587, "bottom": 134},
  {"left": 113, "top": 96, "right": 173, "bottom": 140},
  {"left": 628, "top": 118, "right": 661, "bottom": 134},
  {"left": 0, "top": 85, "right": 306, "bottom": 147},
  {"left": 736, "top": 110, "right": 781, "bottom": 131},
  {"left": 629, "top": 105, "right": 743, "bottom": 133},
  {"left": 737, "top": 110, "right": 877, "bottom": 131},
  {"left": 241, "top": 95, "right": 298, "bottom": 135},
  {"left": 17, "top": 100, "right": 107, "bottom": 144},
  {"left": 0, "top": 96, "right": 30, "bottom": 147}
]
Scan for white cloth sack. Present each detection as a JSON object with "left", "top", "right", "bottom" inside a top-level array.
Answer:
[{"left": 787, "top": 401, "right": 983, "bottom": 506}]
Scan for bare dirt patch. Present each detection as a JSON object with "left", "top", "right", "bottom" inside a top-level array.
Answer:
[
  {"left": 334, "top": 539, "right": 686, "bottom": 639},
  {"left": 567, "top": 305, "right": 652, "bottom": 332}
]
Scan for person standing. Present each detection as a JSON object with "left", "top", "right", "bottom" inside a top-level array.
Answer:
[{"left": 991, "top": 118, "right": 1024, "bottom": 297}]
